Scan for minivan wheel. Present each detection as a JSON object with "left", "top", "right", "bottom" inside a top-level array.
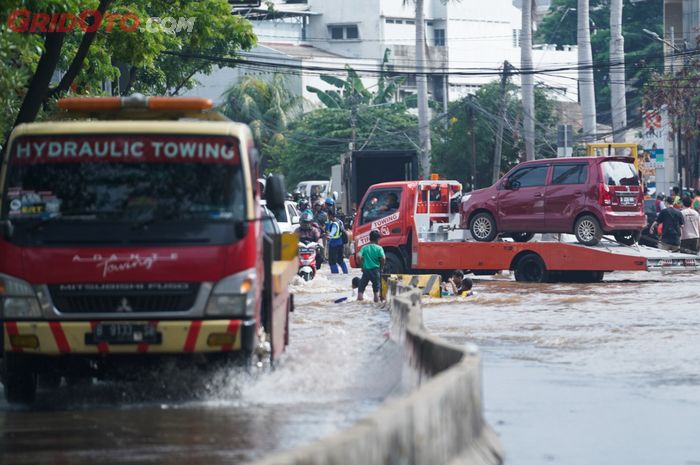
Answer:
[
  {"left": 613, "top": 230, "right": 641, "bottom": 246},
  {"left": 511, "top": 232, "right": 535, "bottom": 243},
  {"left": 514, "top": 254, "right": 549, "bottom": 283},
  {"left": 574, "top": 215, "right": 603, "bottom": 246},
  {"left": 470, "top": 212, "right": 497, "bottom": 242}
]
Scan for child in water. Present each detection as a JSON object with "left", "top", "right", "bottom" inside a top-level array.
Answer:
[{"left": 442, "top": 270, "right": 473, "bottom": 297}]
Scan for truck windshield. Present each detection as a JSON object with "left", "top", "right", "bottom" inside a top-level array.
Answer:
[{"left": 3, "top": 134, "right": 247, "bottom": 246}]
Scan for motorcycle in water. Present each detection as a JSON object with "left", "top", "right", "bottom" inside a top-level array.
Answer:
[{"left": 298, "top": 241, "right": 321, "bottom": 281}]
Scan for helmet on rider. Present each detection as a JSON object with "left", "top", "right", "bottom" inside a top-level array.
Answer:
[
  {"left": 324, "top": 197, "right": 335, "bottom": 206},
  {"left": 316, "top": 211, "right": 328, "bottom": 225},
  {"left": 298, "top": 200, "right": 309, "bottom": 211},
  {"left": 300, "top": 212, "right": 314, "bottom": 229}
]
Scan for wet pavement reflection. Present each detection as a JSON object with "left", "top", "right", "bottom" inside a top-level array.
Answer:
[{"left": 0, "top": 272, "right": 401, "bottom": 465}]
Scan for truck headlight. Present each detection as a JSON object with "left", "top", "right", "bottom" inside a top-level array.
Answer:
[
  {"left": 0, "top": 274, "right": 42, "bottom": 319},
  {"left": 205, "top": 269, "right": 256, "bottom": 318}
]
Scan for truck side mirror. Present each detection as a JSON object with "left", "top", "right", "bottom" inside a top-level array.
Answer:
[
  {"left": 291, "top": 215, "right": 300, "bottom": 225},
  {"left": 332, "top": 191, "right": 338, "bottom": 201},
  {"left": 265, "top": 175, "right": 286, "bottom": 214}
]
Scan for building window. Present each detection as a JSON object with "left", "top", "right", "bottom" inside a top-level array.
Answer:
[
  {"left": 405, "top": 20, "right": 415, "bottom": 25},
  {"left": 329, "top": 24, "right": 360, "bottom": 40},
  {"left": 434, "top": 28, "right": 445, "bottom": 46},
  {"left": 330, "top": 26, "right": 344, "bottom": 40},
  {"left": 386, "top": 19, "right": 395, "bottom": 24},
  {"left": 427, "top": 21, "right": 434, "bottom": 27},
  {"left": 346, "top": 25, "right": 359, "bottom": 39},
  {"left": 513, "top": 29, "right": 521, "bottom": 47}
]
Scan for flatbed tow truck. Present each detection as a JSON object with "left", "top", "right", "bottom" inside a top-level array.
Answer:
[{"left": 350, "top": 180, "right": 700, "bottom": 282}]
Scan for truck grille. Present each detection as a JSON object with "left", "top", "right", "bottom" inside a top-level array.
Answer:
[{"left": 49, "top": 283, "right": 200, "bottom": 314}]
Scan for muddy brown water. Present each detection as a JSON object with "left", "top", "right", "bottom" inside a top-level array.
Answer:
[{"left": 423, "top": 271, "right": 700, "bottom": 465}]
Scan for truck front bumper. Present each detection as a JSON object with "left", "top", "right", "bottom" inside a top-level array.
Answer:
[{"left": 2, "top": 319, "right": 256, "bottom": 355}]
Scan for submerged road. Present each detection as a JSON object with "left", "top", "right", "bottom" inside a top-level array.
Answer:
[
  {"left": 0, "top": 272, "right": 401, "bottom": 465},
  {"left": 423, "top": 271, "right": 700, "bottom": 465}
]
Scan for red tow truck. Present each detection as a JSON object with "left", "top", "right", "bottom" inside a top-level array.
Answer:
[
  {"left": 0, "top": 96, "right": 297, "bottom": 404},
  {"left": 350, "top": 179, "right": 700, "bottom": 282}
]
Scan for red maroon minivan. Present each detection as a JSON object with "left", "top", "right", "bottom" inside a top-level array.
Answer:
[{"left": 460, "top": 156, "right": 646, "bottom": 246}]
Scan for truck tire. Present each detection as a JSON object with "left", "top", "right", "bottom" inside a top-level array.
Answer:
[
  {"left": 613, "top": 230, "right": 641, "bottom": 246},
  {"left": 384, "top": 252, "right": 405, "bottom": 274},
  {"left": 470, "top": 212, "right": 497, "bottom": 242},
  {"left": 574, "top": 215, "right": 603, "bottom": 246},
  {"left": 2, "top": 354, "right": 37, "bottom": 405},
  {"left": 511, "top": 232, "right": 535, "bottom": 242},
  {"left": 514, "top": 254, "right": 549, "bottom": 283}
]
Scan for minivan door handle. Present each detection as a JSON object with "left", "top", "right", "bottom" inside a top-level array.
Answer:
[{"left": 534, "top": 193, "right": 543, "bottom": 198}]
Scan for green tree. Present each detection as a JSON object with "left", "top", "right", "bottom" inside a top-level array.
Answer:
[
  {"left": 220, "top": 74, "right": 302, "bottom": 170},
  {"left": 306, "top": 52, "right": 405, "bottom": 109},
  {"left": 536, "top": 0, "right": 663, "bottom": 125},
  {"left": 1, "top": 0, "right": 256, "bottom": 144},
  {"left": 431, "top": 81, "right": 557, "bottom": 190},
  {"left": 268, "top": 105, "right": 418, "bottom": 186}
]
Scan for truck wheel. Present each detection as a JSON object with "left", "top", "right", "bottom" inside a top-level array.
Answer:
[
  {"left": 38, "top": 373, "right": 62, "bottom": 390},
  {"left": 514, "top": 254, "right": 549, "bottom": 283},
  {"left": 511, "top": 232, "right": 535, "bottom": 243},
  {"left": 613, "top": 231, "right": 641, "bottom": 246},
  {"left": 384, "top": 252, "right": 405, "bottom": 274},
  {"left": 470, "top": 212, "right": 497, "bottom": 242},
  {"left": 2, "top": 354, "right": 37, "bottom": 405},
  {"left": 574, "top": 215, "right": 602, "bottom": 246}
]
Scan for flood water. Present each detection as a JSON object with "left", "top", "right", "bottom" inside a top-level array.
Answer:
[
  {"left": 0, "top": 272, "right": 401, "bottom": 465},
  {"left": 423, "top": 271, "right": 700, "bottom": 465}
]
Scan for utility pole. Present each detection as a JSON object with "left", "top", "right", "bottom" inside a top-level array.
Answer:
[
  {"left": 468, "top": 95, "right": 477, "bottom": 190},
  {"left": 493, "top": 61, "right": 511, "bottom": 184},
  {"left": 578, "top": 0, "right": 597, "bottom": 142},
  {"left": 610, "top": 0, "right": 627, "bottom": 143},
  {"left": 350, "top": 96, "right": 358, "bottom": 151},
  {"left": 521, "top": 0, "right": 536, "bottom": 161},
  {"left": 415, "top": 0, "right": 432, "bottom": 178}
]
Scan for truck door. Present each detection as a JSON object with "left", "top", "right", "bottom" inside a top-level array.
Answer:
[
  {"left": 355, "top": 187, "right": 405, "bottom": 250},
  {"left": 498, "top": 165, "right": 549, "bottom": 232}
]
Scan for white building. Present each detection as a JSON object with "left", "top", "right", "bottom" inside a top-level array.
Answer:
[{"left": 187, "top": 0, "right": 578, "bottom": 109}]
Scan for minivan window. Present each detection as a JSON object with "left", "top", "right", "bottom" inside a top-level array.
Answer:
[
  {"left": 552, "top": 164, "right": 587, "bottom": 185},
  {"left": 602, "top": 161, "right": 639, "bottom": 186},
  {"left": 508, "top": 166, "right": 548, "bottom": 188}
]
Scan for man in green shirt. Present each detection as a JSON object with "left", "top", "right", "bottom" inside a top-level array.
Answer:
[{"left": 357, "top": 230, "right": 385, "bottom": 303}]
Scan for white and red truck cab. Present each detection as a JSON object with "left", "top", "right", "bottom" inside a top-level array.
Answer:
[
  {"left": 0, "top": 96, "right": 296, "bottom": 404},
  {"left": 350, "top": 179, "right": 700, "bottom": 282}
]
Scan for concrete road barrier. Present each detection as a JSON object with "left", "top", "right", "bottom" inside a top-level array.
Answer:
[{"left": 253, "top": 280, "right": 503, "bottom": 465}]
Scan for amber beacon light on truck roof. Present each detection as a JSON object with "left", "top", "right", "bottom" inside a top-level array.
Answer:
[{"left": 55, "top": 94, "right": 220, "bottom": 120}]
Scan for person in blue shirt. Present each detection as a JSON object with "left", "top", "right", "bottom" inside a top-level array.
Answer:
[{"left": 325, "top": 209, "right": 348, "bottom": 274}]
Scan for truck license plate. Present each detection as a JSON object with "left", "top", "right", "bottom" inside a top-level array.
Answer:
[{"left": 91, "top": 323, "right": 161, "bottom": 345}]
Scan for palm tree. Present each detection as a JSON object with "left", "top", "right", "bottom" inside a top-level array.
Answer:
[
  {"left": 221, "top": 74, "right": 302, "bottom": 169},
  {"left": 403, "top": 0, "right": 432, "bottom": 178},
  {"left": 610, "top": 0, "right": 627, "bottom": 142},
  {"left": 578, "top": 0, "right": 597, "bottom": 141}
]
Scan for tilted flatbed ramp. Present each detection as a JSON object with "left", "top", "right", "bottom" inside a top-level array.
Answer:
[{"left": 412, "top": 235, "right": 700, "bottom": 282}]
